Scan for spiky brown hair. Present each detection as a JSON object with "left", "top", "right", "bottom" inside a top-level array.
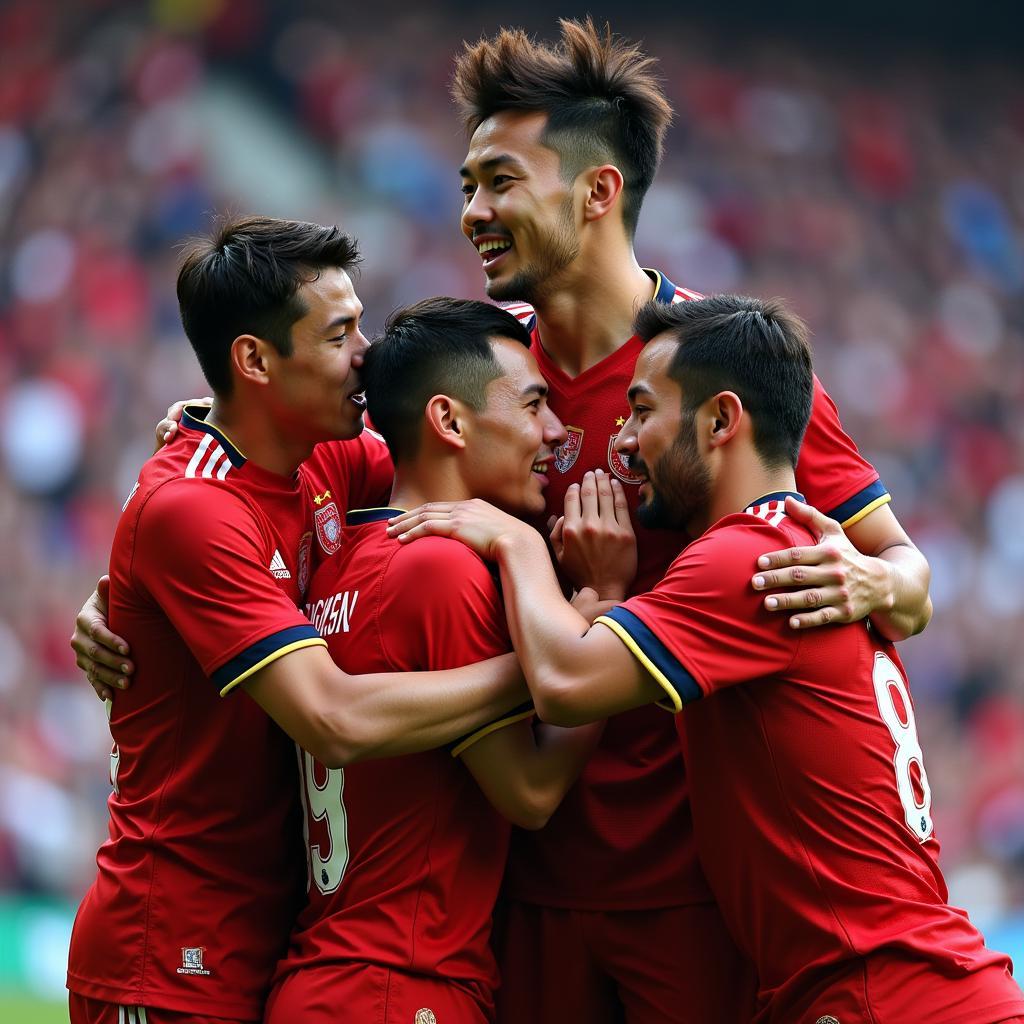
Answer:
[{"left": 452, "top": 18, "right": 672, "bottom": 237}]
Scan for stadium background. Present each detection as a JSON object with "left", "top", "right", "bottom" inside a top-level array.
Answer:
[{"left": 1, "top": 0, "right": 1023, "bottom": 1018}]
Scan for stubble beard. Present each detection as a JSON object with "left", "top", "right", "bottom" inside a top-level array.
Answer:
[
  {"left": 485, "top": 197, "right": 580, "bottom": 307},
  {"left": 635, "top": 418, "right": 712, "bottom": 532}
]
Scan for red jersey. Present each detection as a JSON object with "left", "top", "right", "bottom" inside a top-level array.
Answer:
[
  {"left": 503, "top": 270, "right": 891, "bottom": 910},
  {"left": 272, "top": 509, "right": 518, "bottom": 1014},
  {"left": 67, "top": 409, "right": 327, "bottom": 1020},
  {"left": 302, "top": 428, "right": 395, "bottom": 562},
  {"left": 597, "top": 494, "right": 1024, "bottom": 1023}
]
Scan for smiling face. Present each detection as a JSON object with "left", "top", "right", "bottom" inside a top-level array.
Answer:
[
  {"left": 460, "top": 337, "right": 567, "bottom": 516},
  {"left": 618, "top": 335, "right": 712, "bottom": 533},
  {"left": 267, "top": 267, "right": 369, "bottom": 446},
  {"left": 460, "top": 110, "right": 581, "bottom": 305}
]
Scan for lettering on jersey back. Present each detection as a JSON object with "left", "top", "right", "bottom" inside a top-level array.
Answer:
[{"left": 306, "top": 591, "right": 359, "bottom": 637}]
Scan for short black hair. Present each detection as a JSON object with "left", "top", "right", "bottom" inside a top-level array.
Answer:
[
  {"left": 177, "top": 215, "right": 361, "bottom": 395},
  {"left": 633, "top": 295, "right": 814, "bottom": 468},
  {"left": 452, "top": 18, "right": 672, "bottom": 238},
  {"left": 364, "top": 297, "right": 532, "bottom": 464}
]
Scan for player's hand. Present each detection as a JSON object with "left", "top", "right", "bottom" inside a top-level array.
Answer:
[
  {"left": 387, "top": 499, "right": 535, "bottom": 561},
  {"left": 70, "top": 576, "right": 134, "bottom": 701},
  {"left": 752, "top": 496, "right": 887, "bottom": 629},
  {"left": 552, "top": 469, "right": 636, "bottom": 601},
  {"left": 155, "top": 396, "right": 212, "bottom": 451}
]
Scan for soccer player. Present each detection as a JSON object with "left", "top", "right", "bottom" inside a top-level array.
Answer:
[
  {"left": 66, "top": 219, "right": 529, "bottom": 1024},
  {"left": 450, "top": 19, "right": 933, "bottom": 1023},
  {"left": 388, "top": 295, "right": 1024, "bottom": 1024},
  {"left": 266, "top": 297, "right": 609, "bottom": 1024}
]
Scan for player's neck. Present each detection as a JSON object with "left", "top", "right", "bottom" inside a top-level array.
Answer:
[
  {"left": 205, "top": 399, "right": 314, "bottom": 478},
  {"left": 389, "top": 463, "right": 472, "bottom": 512},
  {"left": 532, "top": 250, "right": 654, "bottom": 379},
  {"left": 704, "top": 450, "right": 798, "bottom": 534}
]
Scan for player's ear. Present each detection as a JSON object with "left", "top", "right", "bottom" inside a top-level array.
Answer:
[
  {"left": 581, "top": 164, "right": 625, "bottom": 224},
  {"left": 230, "top": 334, "right": 273, "bottom": 387},
  {"left": 705, "top": 391, "right": 743, "bottom": 449},
  {"left": 424, "top": 394, "right": 468, "bottom": 451}
]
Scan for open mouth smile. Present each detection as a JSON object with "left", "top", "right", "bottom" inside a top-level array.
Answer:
[{"left": 475, "top": 234, "right": 513, "bottom": 268}]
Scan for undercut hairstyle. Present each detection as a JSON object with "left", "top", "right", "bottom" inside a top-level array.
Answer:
[
  {"left": 452, "top": 18, "right": 672, "bottom": 237},
  {"left": 633, "top": 296, "right": 814, "bottom": 469},
  {"left": 364, "top": 297, "right": 532, "bottom": 464},
  {"left": 177, "top": 215, "right": 361, "bottom": 395}
]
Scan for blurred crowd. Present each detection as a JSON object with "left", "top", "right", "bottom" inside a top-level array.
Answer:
[{"left": 1, "top": 0, "right": 1023, "bottom": 929}]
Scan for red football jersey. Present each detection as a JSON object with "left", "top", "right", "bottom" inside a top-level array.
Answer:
[
  {"left": 504, "top": 270, "right": 891, "bottom": 910},
  {"left": 67, "top": 409, "right": 327, "bottom": 1020},
  {"left": 271, "top": 510, "right": 516, "bottom": 1015},
  {"left": 302, "top": 428, "right": 395, "bottom": 561},
  {"left": 597, "top": 494, "right": 1024, "bottom": 1023}
]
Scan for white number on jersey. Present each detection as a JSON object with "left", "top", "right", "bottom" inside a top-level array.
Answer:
[
  {"left": 872, "top": 651, "right": 933, "bottom": 842},
  {"left": 106, "top": 698, "right": 120, "bottom": 795},
  {"left": 298, "top": 749, "right": 349, "bottom": 894}
]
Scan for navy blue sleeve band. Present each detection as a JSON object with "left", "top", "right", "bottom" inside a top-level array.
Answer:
[
  {"left": 212, "top": 623, "right": 323, "bottom": 692},
  {"left": 828, "top": 479, "right": 890, "bottom": 528},
  {"left": 602, "top": 606, "right": 702, "bottom": 704}
]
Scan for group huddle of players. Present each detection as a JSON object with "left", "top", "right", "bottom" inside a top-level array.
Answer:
[{"left": 66, "top": 19, "right": 1024, "bottom": 1024}]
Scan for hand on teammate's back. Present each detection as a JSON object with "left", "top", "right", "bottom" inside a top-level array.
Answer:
[
  {"left": 551, "top": 469, "right": 636, "bottom": 602},
  {"left": 70, "top": 576, "right": 134, "bottom": 701},
  {"left": 752, "top": 496, "right": 883, "bottom": 629}
]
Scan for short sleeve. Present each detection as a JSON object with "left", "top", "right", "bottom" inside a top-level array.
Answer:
[
  {"left": 596, "top": 520, "right": 802, "bottom": 710},
  {"left": 378, "top": 538, "right": 529, "bottom": 755},
  {"left": 133, "top": 481, "right": 325, "bottom": 696},
  {"left": 796, "top": 374, "right": 890, "bottom": 527}
]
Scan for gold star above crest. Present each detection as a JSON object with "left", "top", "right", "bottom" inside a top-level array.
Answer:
[{"left": 615, "top": 416, "right": 626, "bottom": 427}]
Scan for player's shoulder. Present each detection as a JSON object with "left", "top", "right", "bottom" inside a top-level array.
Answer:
[
  {"left": 306, "top": 428, "right": 390, "bottom": 476},
  {"left": 387, "top": 534, "right": 494, "bottom": 588},
  {"left": 129, "top": 462, "right": 254, "bottom": 534},
  {"left": 684, "top": 495, "right": 814, "bottom": 571}
]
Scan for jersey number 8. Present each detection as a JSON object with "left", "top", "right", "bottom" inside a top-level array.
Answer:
[{"left": 872, "top": 651, "right": 933, "bottom": 842}]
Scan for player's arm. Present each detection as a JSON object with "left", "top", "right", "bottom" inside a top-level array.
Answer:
[
  {"left": 752, "top": 498, "right": 931, "bottom": 640},
  {"left": 459, "top": 716, "right": 604, "bottom": 830},
  {"left": 133, "top": 483, "right": 529, "bottom": 768},
  {"left": 388, "top": 501, "right": 663, "bottom": 726},
  {"left": 242, "top": 645, "right": 528, "bottom": 768}
]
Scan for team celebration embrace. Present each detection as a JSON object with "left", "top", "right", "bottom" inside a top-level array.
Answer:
[{"left": 64, "top": 18, "right": 1024, "bottom": 1024}]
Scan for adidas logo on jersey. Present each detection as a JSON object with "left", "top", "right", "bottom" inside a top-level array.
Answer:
[{"left": 269, "top": 549, "right": 291, "bottom": 579}]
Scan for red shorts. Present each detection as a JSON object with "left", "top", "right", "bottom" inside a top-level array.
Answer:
[
  {"left": 265, "top": 962, "right": 492, "bottom": 1024},
  {"left": 493, "top": 899, "right": 756, "bottom": 1024},
  {"left": 69, "top": 993, "right": 253, "bottom": 1024}
]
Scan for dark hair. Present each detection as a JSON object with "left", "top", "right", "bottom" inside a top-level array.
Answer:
[
  {"left": 452, "top": 18, "right": 672, "bottom": 237},
  {"left": 176, "top": 215, "right": 361, "bottom": 395},
  {"left": 364, "top": 297, "right": 532, "bottom": 464},
  {"left": 633, "top": 296, "right": 814, "bottom": 468}
]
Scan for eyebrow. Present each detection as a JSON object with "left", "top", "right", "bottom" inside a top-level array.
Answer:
[
  {"left": 322, "top": 311, "right": 361, "bottom": 334},
  {"left": 522, "top": 382, "right": 549, "bottom": 399},
  {"left": 627, "top": 383, "right": 654, "bottom": 403},
  {"left": 459, "top": 154, "right": 528, "bottom": 178}
]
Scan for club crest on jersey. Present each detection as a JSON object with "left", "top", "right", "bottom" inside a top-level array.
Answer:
[
  {"left": 414, "top": 1011, "right": 437, "bottom": 1024},
  {"left": 297, "top": 531, "right": 313, "bottom": 597},
  {"left": 553, "top": 426, "right": 584, "bottom": 473},
  {"left": 177, "top": 946, "right": 211, "bottom": 976},
  {"left": 315, "top": 501, "right": 343, "bottom": 554},
  {"left": 607, "top": 434, "right": 642, "bottom": 484}
]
